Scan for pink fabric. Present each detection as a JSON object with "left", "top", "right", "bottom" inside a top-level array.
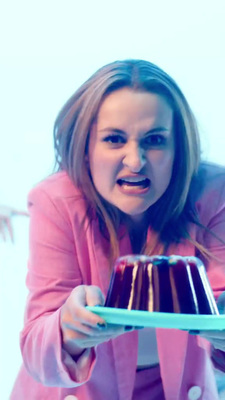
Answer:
[
  {"left": 132, "top": 365, "right": 165, "bottom": 400},
  {"left": 10, "top": 162, "right": 225, "bottom": 400}
]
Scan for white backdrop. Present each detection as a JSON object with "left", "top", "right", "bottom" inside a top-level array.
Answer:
[{"left": 0, "top": 0, "right": 225, "bottom": 398}]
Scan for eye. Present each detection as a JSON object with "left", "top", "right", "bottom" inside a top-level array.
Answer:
[
  {"left": 103, "top": 135, "right": 126, "bottom": 145},
  {"left": 142, "top": 134, "right": 166, "bottom": 148}
]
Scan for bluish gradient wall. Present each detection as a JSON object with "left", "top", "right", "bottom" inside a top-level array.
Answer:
[{"left": 0, "top": 1, "right": 224, "bottom": 398}]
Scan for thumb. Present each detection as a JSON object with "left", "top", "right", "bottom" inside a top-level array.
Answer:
[
  {"left": 216, "top": 291, "right": 225, "bottom": 314},
  {"left": 85, "top": 285, "right": 105, "bottom": 307}
]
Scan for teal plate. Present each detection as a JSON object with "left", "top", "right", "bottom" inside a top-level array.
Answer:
[{"left": 86, "top": 306, "right": 225, "bottom": 330}]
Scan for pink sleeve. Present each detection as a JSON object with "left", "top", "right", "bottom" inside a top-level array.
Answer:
[
  {"left": 200, "top": 180, "right": 225, "bottom": 298},
  {"left": 20, "top": 186, "right": 96, "bottom": 387},
  {"left": 198, "top": 179, "right": 225, "bottom": 371}
]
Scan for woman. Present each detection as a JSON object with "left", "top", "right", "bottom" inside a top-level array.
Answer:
[{"left": 11, "top": 59, "right": 225, "bottom": 399}]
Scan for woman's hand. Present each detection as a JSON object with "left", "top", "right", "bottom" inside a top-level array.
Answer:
[
  {"left": 197, "top": 330, "right": 225, "bottom": 351},
  {"left": 0, "top": 205, "right": 29, "bottom": 242},
  {"left": 60, "top": 285, "right": 126, "bottom": 357},
  {"left": 190, "top": 292, "right": 225, "bottom": 351}
]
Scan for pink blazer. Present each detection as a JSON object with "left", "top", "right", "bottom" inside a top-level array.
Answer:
[{"left": 10, "top": 163, "right": 225, "bottom": 400}]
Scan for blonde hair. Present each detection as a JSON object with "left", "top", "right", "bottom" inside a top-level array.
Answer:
[{"left": 54, "top": 59, "right": 203, "bottom": 262}]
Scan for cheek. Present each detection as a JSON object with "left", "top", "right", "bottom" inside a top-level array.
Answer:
[
  {"left": 149, "top": 150, "right": 174, "bottom": 170},
  {"left": 89, "top": 149, "right": 117, "bottom": 183},
  {"left": 149, "top": 151, "right": 174, "bottom": 189}
]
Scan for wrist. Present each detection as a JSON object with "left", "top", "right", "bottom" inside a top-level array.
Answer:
[{"left": 62, "top": 341, "right": 86, "bottom": 360}]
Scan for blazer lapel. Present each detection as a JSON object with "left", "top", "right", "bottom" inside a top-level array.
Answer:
[{"left": 112, "top": 330, "right": 138, "bottom": 400}]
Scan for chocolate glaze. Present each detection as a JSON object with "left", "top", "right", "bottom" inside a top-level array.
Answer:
[{"left": 104, "top": 255, "right": 219, "bottom": 315}]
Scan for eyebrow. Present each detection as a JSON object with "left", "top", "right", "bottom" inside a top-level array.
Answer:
[{"left": 98, "top": 127, "right": 170, "bottom": 135}]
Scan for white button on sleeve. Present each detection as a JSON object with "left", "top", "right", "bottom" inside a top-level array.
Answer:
[
  {"left": 64, "top": 396, "right": 78, "bottom": 400},
  {"left": 187, "top": 385, "right": 202, "bottom": 400}
]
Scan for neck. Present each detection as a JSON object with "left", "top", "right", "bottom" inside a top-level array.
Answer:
[
  {"left": 125, "top": 214, "right": 149, "bottom": 254},
  {"left": 125, "top": 211, "right": 148, "bottom": 230}
]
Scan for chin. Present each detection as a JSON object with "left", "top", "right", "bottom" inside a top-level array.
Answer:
[
  {"left": 116, "top": 198, "right": 161, "bottom": 221},
  {"left": 119, "top": 206, "right": 152, "bottom": 219}
]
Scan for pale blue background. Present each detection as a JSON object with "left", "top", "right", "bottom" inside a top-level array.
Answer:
[{"left": 0, "top": 0, "right": 225, "bottom": 398}]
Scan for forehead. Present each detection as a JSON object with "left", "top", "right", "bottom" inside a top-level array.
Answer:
[{"left": 96, "top": 88, "right": 173, "bottom": 127}]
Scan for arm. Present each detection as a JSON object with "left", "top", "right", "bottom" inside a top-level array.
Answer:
[
  {"left": 21, "top": 185, "right": 124, "bottom": 387},
  {"left": 196, "top": 177, "right": 225, "bottom": 370},
  {"left": 20, "top": 187, "right": 101, "bottom": 387}
]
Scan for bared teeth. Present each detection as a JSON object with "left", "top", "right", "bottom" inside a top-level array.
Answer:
[
  {"left": 118, "top": 178, "right": 149, "bottom": 184},
  {"left": 117, "top": 178, "right": 150, "bottom": 188}
]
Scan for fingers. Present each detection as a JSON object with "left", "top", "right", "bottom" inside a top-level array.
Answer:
[
  {"left": 85, "top": 285, "right": 105, "bottom": 307},
  {"left": 211, "top": 340, "right": 225, "bottom": 350},
  {"left": 11, "top": 209, "right": 29, "bottom": 217},
  {"left": 64, "top": 323, "right": 125, "bottom": 351},
  {"left": 5, "top": 219, "right": 14, "bottom": 242},
  {"left": 0, "top": 206, "right": 28, "bottom": 218},
  {"left": 62, "top": 316, "right": 103, "bottom": 337},
  {"left": 0, "top": 218, "right": 14, "bottom": 242},
  {"left": 0, "top": 222, "right": 7, "bottom": 241},
  {"left": 197, "top": 330, "right": 225, "bottom": 339},
  {"left": 61, "top": 285, "right": 127, "bottom": 353},
  {"left": 0, "top": 206, "right": 28, "bottom": 243},
  {"left": 69, "top": 285, "right": 106, "bottom": 327},
  {"left": 76, "top": 334, "right": 122, "bottom": 348},
  {"left": 61, "top": 285, "right": 107, "bottom": 347},
  {"left": 195, "top": 330, "right": 225, "bottom": 351}
]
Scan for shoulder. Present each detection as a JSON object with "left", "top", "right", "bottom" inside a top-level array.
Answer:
[
  {"left": 29, "top": 171, "right": 82, "bottom": 199},
  {"left": 191, "top": 161, "right": 225, "bottom": 221},
  {"left": 27, "top": 171, "right": 89, "bottom": 224},
  {"left": 193, "top": 162, "right": 225, "bottom": 198},
  {"left": 196, "top": 161, "right": 225, "bottom": 184}
]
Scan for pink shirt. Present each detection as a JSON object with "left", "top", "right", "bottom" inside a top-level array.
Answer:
[
  {"left": 137, "top": 328, "right": 159, "bottom": 367},
  {"left": 10, "top": 162, "right": 225, "bottom": 400}
]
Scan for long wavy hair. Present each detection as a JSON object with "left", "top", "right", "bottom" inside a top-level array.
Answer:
[{"left": 54, "top": 59, "right": 205, "bottom": 262}]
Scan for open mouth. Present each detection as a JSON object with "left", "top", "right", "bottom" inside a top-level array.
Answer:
[{"left": 117, "top": 177, "right": 151, "bottom": 190}]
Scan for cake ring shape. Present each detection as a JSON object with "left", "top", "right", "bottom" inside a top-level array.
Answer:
[{"left": 104, "top": 255, "right": 219, "bottom": 315}]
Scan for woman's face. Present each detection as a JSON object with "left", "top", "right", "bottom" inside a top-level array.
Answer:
[{"left": 88, "top": 88, "right": 174, "bottom": 221}]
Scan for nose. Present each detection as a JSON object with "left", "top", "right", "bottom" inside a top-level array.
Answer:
[{"left": 122, "top": 141, "right": 146, "bottom": 172}]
